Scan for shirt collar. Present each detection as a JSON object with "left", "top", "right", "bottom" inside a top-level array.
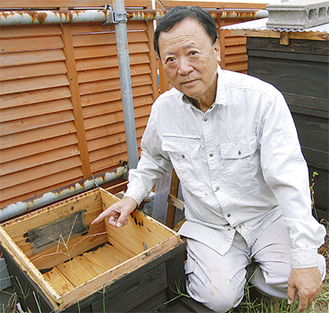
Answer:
[{"left": 214, "top": 65, "right": 228, "bottom": 107}]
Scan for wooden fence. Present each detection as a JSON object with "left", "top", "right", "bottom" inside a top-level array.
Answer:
[{"left": 0, "top": 1, "right": 266, "bottom": 209}]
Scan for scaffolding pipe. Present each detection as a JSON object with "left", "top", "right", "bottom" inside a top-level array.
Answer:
[
  {"left": 112, "top": 0, "right": 139, "bottom": 170},
  {"left": 0, "top": 167, "right": 127, "bottom": 223},
  {"left": 0, "top": 8, "right": 268, "bottom": 26}
]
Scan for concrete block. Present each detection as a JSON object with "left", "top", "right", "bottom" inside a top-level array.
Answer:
[{"left": 267, "top": 0, "right": 329, "bottom": 29}]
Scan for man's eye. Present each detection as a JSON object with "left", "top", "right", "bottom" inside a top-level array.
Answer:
[
  {"left": 190, "top": 51, "right": 197, "bottom": 55},
  {"left": 166, "top": 57, "right": 174, "bottom": 63}
]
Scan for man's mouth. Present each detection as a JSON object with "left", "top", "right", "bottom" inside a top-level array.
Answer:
[{"left": 182, "top": 79, "right": 197, "bottom": 86}]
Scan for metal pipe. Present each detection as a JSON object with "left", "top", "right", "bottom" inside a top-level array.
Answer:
[
  {"left": 112, "top": 0, "right": 139, "bottom": 170},
  {"left": 0, "top": 166, "right": 127, "bottom": 223},
  {"left": 208, "top": 9, "right": 268, "bottom": 19},
  {"left": 0, "top": 9, "right": 268, "bottom": 26}
]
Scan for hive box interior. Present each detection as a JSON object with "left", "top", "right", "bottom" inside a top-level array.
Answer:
[{"left": 0, "top": 188, "right": 182, "bottom": 311}]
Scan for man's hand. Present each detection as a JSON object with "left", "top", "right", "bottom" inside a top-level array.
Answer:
[
  {"left": 287, "top": 267, "right": 322, "bottom": 313},
  {"left": 91, "top": 197, "right": 137, "bottom": 228}
]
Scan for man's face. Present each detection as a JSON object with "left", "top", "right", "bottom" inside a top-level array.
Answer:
[{"left": 158, "top": 18, "right": 220, "bottom": 107}]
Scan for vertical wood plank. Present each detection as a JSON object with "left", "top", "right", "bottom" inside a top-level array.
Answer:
[
  {"left": 146, "top": 19, "right": 160, "bottom": 101},
  {"left": 218, "top": 19, "right": 226, "bottom": 69},
  {"left": 61, "top": 23, "right": 91, "bottom": 179},
  {"left": 166, "top": 170, "right": 180, "bottom": 229}
]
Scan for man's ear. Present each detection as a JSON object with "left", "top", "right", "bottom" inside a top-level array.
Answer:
[{"left": 214, "top": 38, "right": 221, "bottom": 63}]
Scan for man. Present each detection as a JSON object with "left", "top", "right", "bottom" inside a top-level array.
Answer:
[{"left": 92, "top": 6, "right": 326, "bottom": 313}]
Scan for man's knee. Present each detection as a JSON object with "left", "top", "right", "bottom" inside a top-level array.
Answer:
[{"left": 186, "top": 273, "right": 245, "bottom": 312}]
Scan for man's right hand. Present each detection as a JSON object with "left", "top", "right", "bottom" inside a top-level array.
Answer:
[{"left": 91, "top": 196, "right": 138, "bottom": 228}]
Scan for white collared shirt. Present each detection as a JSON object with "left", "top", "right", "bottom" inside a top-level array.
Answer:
[{"left": 125, "top": 66, "right": 326, "bottom": 269}]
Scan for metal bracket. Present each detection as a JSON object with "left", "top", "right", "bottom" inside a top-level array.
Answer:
[{"left": 103, "top": 4, "right": 127, "bottom": 25}]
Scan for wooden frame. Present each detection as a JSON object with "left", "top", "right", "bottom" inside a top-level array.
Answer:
[{"left": 0, "top": 188, "right": 184, "bottom": 311}]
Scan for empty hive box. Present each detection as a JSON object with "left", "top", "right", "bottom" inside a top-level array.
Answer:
[{"left": 0, "top": 188, "right": 186, "bottom": 312}]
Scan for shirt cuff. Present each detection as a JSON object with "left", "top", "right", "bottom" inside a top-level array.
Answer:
[
  {"left": 123, "top": 185, "right": 146, "bottom": 206},
  {"left": 291, "top": 248, "right": 319, "bottom": 269}
]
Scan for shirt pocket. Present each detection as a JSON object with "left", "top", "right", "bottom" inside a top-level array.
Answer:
[
  {"left": 220, "top": 136, "right": 260, "bottom": 196},
  {"left": 162, "top": 135, "right": 205, "bottom": 197}
]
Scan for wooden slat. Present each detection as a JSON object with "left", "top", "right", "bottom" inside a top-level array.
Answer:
[
  {"left": 0, "top": 24, "right": 62, "bottom": 39},
  {"left": 90, "top": 152, "right": 129, "bottom": 174},
  {"left": 0, "top": 134, "right": 78, "bottom": 164},
  {"left": 0, "top": 98, "right": 72, "bottom": 122},
  {"left": 77, "top": 63, "right": 151, "bottom": 84},
  {"left": 225, "top": 62, "right": 248, "bottom": 73},
  {"left": 87, "top": 127, "right": 145, "bottom": 153},
  {"left": 56, "top": 255, "right": 100, "bottom": 287},
  {"left": 80, "top": 85, "right": 153, "bottom": 108},
  {"left": 0, "top": 122, "right": 76, "bottom": 150},
  {"left": 0, "top": 61, "right": 67, "bottom": 82},
  {"left": 76, "top": 55, "right": 118, "bottom": 71},
  {"left": 53, "top": 243, "right": 130, "bottom": 289},
  {"left": 84, "top": 111, "right": 123, "bottom": 130},
  {"left": 160, "top": 1, "right": 266, "bottom": 9},
  {"left": 74, "top": 42, "right": 149, "bottom": 60},
  {"left": 85, "top": 122, "right": 125, "bottom": 141},
  {"left": 0, "top": 155, "right": 82, "bottom": 189},
  {"left": 0, "top": 145, "right": 80, "bottom": 176},
  {"left": 83, "top": 104, "right": 151, "bottom": 131},
  {"left": 89, "top": 136, "right": 143, "bottom": 165},
  {"left": 0, "top": 87, "right": 72, "bottom": 109},
  {"left": 0, "top": 49, "right": 66, "bottom": 67},
  {"left": 231, "top": 29, "right": 329, "bottom": 42},
  {"left": 89, "top": 142, "right": 131, "bottom": 164},
  {"left": 1, "top": 36, "right": 64, "bottom": 53},
  {"left": 82, "top": 95, "right": 153, "bottom": 120},
  {"left": 225, "top": 45, "right": 246, "bottom": 55},
  {"left": 0, "top": 110, "right": 75, "bottom": 136},
  {"left": 0, "top": 74, "right": 69, "bottom": 95},
  {"left": 43, "top": 267, "right": 75, "bottom": 295},
  {"left": 225, "top": 54, "right": 248, "bottom": 64},
  {"left": 72, "top": 31, "right": 148, "bottom": 48},
  {"left": 61, "top": 23, "right": 91, "bottom": 179},
  {"left": 75, "top": 53, "right": 149, "bottom": 72},
  {"left": 70, "top": 20, "right": 147, "bottom": 35},
  {"left": 0, "top": 168, "right": 83, "bottom": 207},
  {"left": 82, "top": 243, "right": 129, "bottom": 271},
  {"left": 225, "top": 36, "right": 247, "bottom": 46}
]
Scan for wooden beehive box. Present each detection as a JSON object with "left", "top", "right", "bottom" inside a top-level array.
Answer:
[{"left": 0, "top": 188, "right": 186, "bottom": 312}]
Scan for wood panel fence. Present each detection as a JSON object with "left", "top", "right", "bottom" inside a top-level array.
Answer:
[{"left": 0, "top": 1, "right": 266, "bottom": 209}]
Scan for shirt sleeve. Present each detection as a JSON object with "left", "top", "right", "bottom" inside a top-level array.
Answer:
[
  {"left": 124, "top": 104, "right": 173, "bottom": 206},
  {"left": 259, "top": 90, "right": 326, "bottom": 269}
]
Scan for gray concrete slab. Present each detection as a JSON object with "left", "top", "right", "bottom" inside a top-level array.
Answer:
[{"left": 266, "top": 0, "right": 329, "bottom": 29}]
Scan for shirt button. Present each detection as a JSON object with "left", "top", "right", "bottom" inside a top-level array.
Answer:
[
  {"left": 203, "top": 117, "right": 208, "bottom": 122},
  {"left": 182, "top": 155, "right": 185, "bottom": 158},
  {"left": 215, "top": 186, "right": 220, "bottom": 192},
  {"left": 238, "top": 151, "right": 242, "bottom": 155},
  {"left": 227, "top": 213, "right": 231, "bottom": 218},
  {"left": 209, "top": 153, "right": 213, "bottom": 157}
]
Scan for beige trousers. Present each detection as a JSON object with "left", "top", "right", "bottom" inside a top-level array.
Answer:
[{"left": 185, "top": 217, "right": 326, "bottom": 313}]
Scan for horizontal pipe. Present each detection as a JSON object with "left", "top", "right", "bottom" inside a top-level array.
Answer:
[
  {"left": 0, "top": 166, "right": 127, "bottom": 223},
  {"left": 0, "top": 9, "right": 268, "bottom": 26}
]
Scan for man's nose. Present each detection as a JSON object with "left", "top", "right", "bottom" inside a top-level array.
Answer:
[{"left": 177, "top": 57, "right": 193, "bottom": 75}]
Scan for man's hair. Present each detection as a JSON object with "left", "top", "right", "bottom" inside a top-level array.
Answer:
[{"left": 154, "top": 6, "right": 218, "bottom": 58}]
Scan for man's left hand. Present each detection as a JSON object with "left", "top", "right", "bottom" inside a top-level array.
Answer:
[{"left": 287, "top": 267, "right": 322, "bottom": 313}]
